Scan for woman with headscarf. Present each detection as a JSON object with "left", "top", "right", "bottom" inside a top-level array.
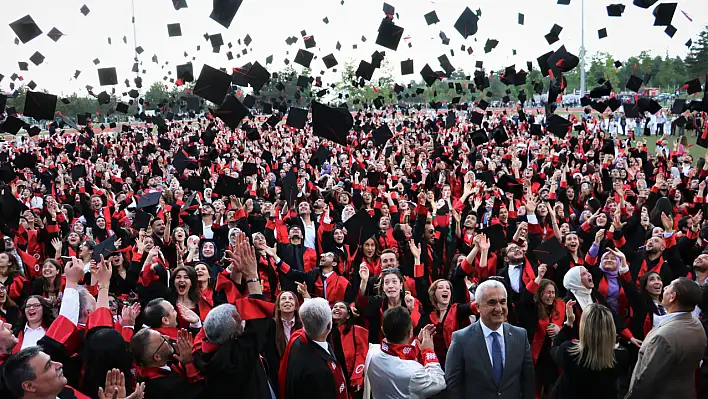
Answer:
[
  {"left": 198, "top": 239, "right": 222, "bottom": 281},
  {"left": 563, "top": 260, "right": 635, "bottom": 345}
]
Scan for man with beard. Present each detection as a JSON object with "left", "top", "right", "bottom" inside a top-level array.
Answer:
[
  {"left": 286, "top": 202, "right": 320, "bottom": 252},
  {"left": 616, "top": 213, "right": 686, "bottom": 287},
  {"left": 275, "top": 225, "right": 317, "bottom": 291},
  {"left": 496, "top": 240, "right": 537, "bottom": 325}
]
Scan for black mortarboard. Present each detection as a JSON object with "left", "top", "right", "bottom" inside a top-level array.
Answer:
[
  {"left": 323, "top": 54, "right": 338, "bottom": 69},
  {"left": 400, "top": 59, "right": 414, "bottom": 75},
  {"left": 80, "top": 4, "right": 90, "bottom": 15},
  {"left": 286, "top": 107, "right": 308, "bottom": 130},
  {"left": 344, "top": 210, "right": 378, "bottom": 246},
  {"left": 194, "top": 64, "right": 231, "bottom": 104},
  {"left": 492, "top": 126, "right": 509, "bottom": 145},
  {"left": 132, "top": 210, "right": 151, "bottom": 231},
  {"left": 303, "top": 35, "right": 316, "bottom": 49},
  {"left": 483, "top": 224, "right": 507, "bottom": 252},
  {"left": 607, "top": 4, "right": 625, "bottom": 16},
  {"left": 478, "top": 99, "right": 489, "bottom": 110},
  {"left": 280, "top": 170, "right": 298, "bottom": 205},
  {"left": 547, "top": 45, "right": 578, "bottom": 73},
  {"left": 608, "top": 97, "right": 622, "bottom": 112},
  {"left": 671, "top": 99, "right": 686, "bottom": 114},
  {"left": 653, "top": 3, "right": 677, "bottom": 26},
  {"left": 372, "top": 124, "right": 393, "bottom": 147},
  {"left": 116, "top": 102, "right": 129, "bottom": 113},
  {"left": 10, "top": 15, "right": 42, "bottom": 44},
  {"left": 425, "top": 11, "right": 440, "bottom": 25},
  {"left": 633, "top": 0, "right": 659, "bottom": 8},
  {"left": 13, "top": 153, "right": 37, "bottom": 169},
  {"left": 92, "top": 235, "right": 121, "bottom": 262},
  {"left": 294, "top": 49, "right": 314, "bottom": 68},
  {"left": 686, "top": 78, "right": 702, "bottom": 95},
  {"left": 242, "top": 163, "right": 258, "bottom": 177},
  {"left": 0, "top": 165, "right": 17, "bottom": 184},
  {"left": 532, "top": 236, "right": 565, "bottom": 266},
  {"left": 484, "top": 39, "right": 499, "bottom": 53},
  {"left": 210, "top": 0, "right": 243, "bottom": 29},
  {"left": 498, "top": 174, "right": 523, "bottom": 199},
  {"left": 311, "top": 101, "right": 352, "bottom": 146},
  {"left": 213, "top": 95, "right": 251, "bottom": 129},
  {"left": 454, "top": 7, "right": 479, "bottom": 39},
  {"left": 665, "top": 25, "right": 677, "bottom": 38},
  {"left": 246, "top": 127, "right": 261, "bottom": 141},
  {"left": 97, "top": 67, "right": 118, "bottom": 86},
  {"left": 46, "top": 27, "right": 63, "bottom": 41},
  {"left": 29, "top": 51, "right": 44, "bottom": 66},
  {"left": 537, "top": 51, "right": 554, "bottom": 77},
  {"left": 97, "top": 91, "right": 110, "bottom": 105},
  {"left": 469, "top": 111, "right": 484, "bottom": 125},
  {"left": 23, "top": 91, "right": 57, "bottom": 120},
  {"left": 167, "top": 23, "right": 182, "bottom": 37},
  {"left": 18, "top": 62, "right": 29, "bottom": 71},
  {"left": 376, "top": 19, "right": 404, "bottom": 51},
  {"left": 176, "top": 63, "right": 194, "bottom": 83},
  {"left": 247, "top": 61, "right": 270, "bottom": 92},
  {"left": 547, "top": 114, "right": 572, "bottom": 138},
  {"left": 0, "top": 188, "right": 27, "bottom": 237},
  {"left": 626, "top": 74, "right": 642, "bottom": 92},
  {"left": 1, "top": 116, "right": 25, "bottom": 134},
  {"left": 471, "top": 129, "right": 488, "bottom": 146},
  {"left": 356, "top": 61, "right": 375, "bottom": 81},
  {"left": 598, "top": 28, "right": 607, "bottom": 39}
]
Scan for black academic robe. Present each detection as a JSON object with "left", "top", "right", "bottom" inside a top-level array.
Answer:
[
  {"left": 195, "top": 318, "right": 278, "bottom": 399},
  {"left": 137, "top": 366, "right": 204, "bottom": 399},
  {"left": 282, "top": 334, "right": 347, "bottom": 399}
]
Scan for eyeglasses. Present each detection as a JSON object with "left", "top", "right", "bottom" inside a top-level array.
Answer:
[
  {"left": 382, "top": 267, "right": 399, "bottom": 274},
  {"left": 25, "top": 303, "right": 42, "bottom": 310},
  {"left": 151, "top": 335, "right": 170, "bottom": 360}
]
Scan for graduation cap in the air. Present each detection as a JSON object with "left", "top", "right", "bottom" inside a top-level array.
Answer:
[
  {"left": 653, "top": 3, "right": 676, "bottom": 26},
  {"left": 13, "top": 153, "right": 38, "bottom": 169},
  {"left": 29, "top": 52, "right": 44, "bottom": 66},
  {"left": 0, "top": 187, "right": 28, "bottom": 237},
  {"left": 97, "top": 68, "right": 118, "bottom": 86},
  {"left": 625, "top": 74, "right": 642, "bottom": 92},
  {"left": 532, "top": 236, "right": 565, "bottom": 266},
  {"left": 71, "top": 165, "right": 86, "bottom": 180},
  {"left": 210, "top": 0, "right": 243, "bottom": 29},
  {"left": 213, "top": 96, "right": 251, "bottom": 129},
  {"left": 607, "top": 4, "right": 625, "bottom": 16},
  {"left": 10, "top": 15, "right": 43, "bottom": 44},
  {"left": 344, "top": 210, "right": 378, "bottom": 247},
  {"left": 132, "top": 210, "right": 152, "bottom": 231},
  {"left": 23, "top": 91, "right": 57, "bottom": 120},
  {"left": 214, "top": 174, "right": 245, "bottom": 197},
  {"left": 167, "top": 23, "right": 182, "bottom": 37},
  {"left": 376, "top": 18, "right": 404, "bottom": 51},
  {"left": 424, "top": 11, "right": 440, "bottom": 25},
  {"left": 547, "top": 114, "right": 572, "bottom": 138},
  {"left": 483, "top": 224, "right": 508, "bottom": 252},
  {"left": 322, "top": 54, "right": 338, "bottom": 69},
  {"left": 294, "top": 49, "right": 314, "bottom": 68},
  {"left": 498, "top": 174, "right": 523, "bottom": 199},
  {"left": 685, "top": 78, "right": 702, "bottom": 95},
  {"left": 454, "top": 7, "right": 479, "bottom": 39},
  {"left": 372, "top": 124, "right": 393, "bottom": 147},
  {"left": 471, "top": 129, "right": 489, "bottom": 146},
  {"left": 193, "top": 64, "right": 231, "bottom": 104},
  {"left": 311, "top": 101, "right": 352, "bottom": 145},
  {"left": 286, "top": 107, "right": 308, "bottom": 130},
  {"left": 671, "top": 99, "right": 686, "bottom": 114}
]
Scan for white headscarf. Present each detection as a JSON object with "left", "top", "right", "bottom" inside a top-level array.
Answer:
[{"left": 563, "top": 266, "right": 593, "bottom": 311}]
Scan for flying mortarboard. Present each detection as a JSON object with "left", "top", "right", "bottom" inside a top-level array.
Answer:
[
  {"left": 598, "top": 28, "right": 607, "bottom": 39},
  {"left": 686, "top": 78, "right": 702, "bottom": 95},
  {"left": 97, "top": 68, "right": 118, "bottom": 86},
  {"left": 193, "top": 64, "right": 231, "bottom": 104},
  {"left": 454, "top": 7, "right": 479, "bottom": 39},
  {"left": 10, "top": 15, "right": 43, "bottom": 44},
  {"left": 294, "top": 49, "right": 314, "bottom": 68},
  {"left": 424, "top": 11, "right": 440, "bottom": 25},
  {"left": 167, "top": 23, "right": 182, "bottom": 37},
  {"left": 653, "top": 3, "right": 677, "bottom": 26},
  {"left": 547, "top": 114, "right": 572, "bottom": 138},
  {"left": 607, "top": 4, "right": 625, "bottom": 16},
  {"left": 210, "top": 0, "right": 243, "bottom": 29},
  {"left": 344, "top": 210, "right": 378, "bottom": 246},
  {"left": 286, "top": 107, "right": 308, "bottom": 130},
  {"left": 213, "top": 95, "right": 251, "bottom": 129},
  {"left": 23, "top": 91, "right": 57, "bottom": 120},
  {"left": 322, "top": 54, "right": 338, "bottom": 69},
  {"left": 633, "top": 0, "right": 659, "bottom": 9},
  {"left": 29, "top": 51, "right": 44, "bottom": 66},
  {"left": 532, "top": 236, "right": 566, "bottom": 266},
  {"left": 376, "top": 19, "right": 404, "bottom": 50},
  {"left": 665, "top": 25, "right": 677, "bottom": 38}
]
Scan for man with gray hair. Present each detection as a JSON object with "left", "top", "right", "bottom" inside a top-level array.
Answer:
[
  {"left": 279, "top": 297, "right": 348, "bottom": 399},
  {"left": 445, "top": 279, "right": 535, "bottom": 399},
  {"left": 193, "top": 234, "right": 279, "bottom": 399}
]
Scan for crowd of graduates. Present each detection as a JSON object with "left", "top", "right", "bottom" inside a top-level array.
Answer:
[{"left": 0, "top": 103, "right": 707, "bottom": 398}]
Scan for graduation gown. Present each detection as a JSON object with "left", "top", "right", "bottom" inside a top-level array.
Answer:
[
  {"left": 194, "top": 297, "right": 278, "bottom": 399},
  {"left": 279, "top": 330, "right": 348, "bottom": 399}
]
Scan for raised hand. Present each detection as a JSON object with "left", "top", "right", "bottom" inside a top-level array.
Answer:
[
  {"left": 173, "top": 329, "right": 194, "bottom": 364},
  {"left": 359, "top": 263, "right": 370, "bottom": 281},
  {"left": 565, "top": 300, "right": 576, "bottom": 325},
  {"left": 177, "top": 303, "right": 200, "bottom": 324},
  {"left": 97, "top": 369, "right": 146, "bottom": 399}
]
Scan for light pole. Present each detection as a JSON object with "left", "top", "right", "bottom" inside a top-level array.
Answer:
[{"left": 580, "top": 0, "right": 586, "bottom": 96}]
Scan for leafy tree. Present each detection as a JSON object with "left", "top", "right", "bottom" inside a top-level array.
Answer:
[{"left": 685, "top": 26, "right": 708, "bottom": 79}]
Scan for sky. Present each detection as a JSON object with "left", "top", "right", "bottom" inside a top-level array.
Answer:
[{"left": 1, "top": 0, "right": 707, "bottom": 97}]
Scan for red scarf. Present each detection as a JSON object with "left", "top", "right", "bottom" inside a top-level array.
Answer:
[
  {"left": 637, "top": 255, "right": 664, "bottom": 287},
  {"left": 531, "top": 299, "right": 566, "bottom": 363},
  {"left": 380, "top": 340, "right": 420, "bottom": 361}
]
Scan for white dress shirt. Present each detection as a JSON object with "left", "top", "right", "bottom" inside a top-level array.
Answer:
[
  {"left": 322, "top": 270, "right": 334, "bottom": 299},
  {"left": 303, "top": 220, "right": 316, "bottom": 250},
  {"left": 202, "top": 222, "right": 214, "bottom": 239},
  {"left": 480, "top": 320, "right": 506, "bottom": 368},
  {"left": 313, "top": 339, "right": 331, "bottom": 355},
  {"left": 364, "top": 344, "right": 446, "bottom": 399},
  {"left": 508, "top": 265, "right": 522, "bottom": 293},
  {"left": 23, "top": 287, "right": 80, "bottom": 350}
]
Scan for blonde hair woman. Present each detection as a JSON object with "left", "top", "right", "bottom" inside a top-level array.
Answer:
[{"left": 549, "top": 301, "right": 628, "bottom": 399}]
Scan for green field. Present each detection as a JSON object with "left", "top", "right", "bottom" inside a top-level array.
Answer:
[{"left": 621, "top": 133, "right": 706, "bottom": 160}]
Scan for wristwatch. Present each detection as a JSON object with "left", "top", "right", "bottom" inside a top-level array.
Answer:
[{"left": 244, "top": 277, "right": 261, "bottom": 284}]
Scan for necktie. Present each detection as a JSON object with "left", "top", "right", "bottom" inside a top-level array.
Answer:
[
  {"left": 657, "top": 304, "right": 667, "bottom": 315},
  {"left": 491, "top": 331, "right": 504, "bottom": 385}
]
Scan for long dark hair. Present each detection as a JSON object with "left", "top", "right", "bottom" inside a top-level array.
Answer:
[
  {"left": 274, "top": 291, "right": 302, "bottom": 357},
  {"left": 81, "top": 328, "right": 134, "bottom": 398},
  {"left": 329, "top": 301, "right": 356, "bottom": 387},
  {"left": 169, "top": 266, "right": 200, "bottom": 306},
  {"left": 40, "top": 259, "right": 63, "bottom": 295},
  {"left": 534, "top": 279, "right": 560, "bottom": 320},
  {"left": 639, "top": 271, "right": 662, "bottom": 300},
  {"left": 14, "top": 295, "right": 56, "bottom": 336}
]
